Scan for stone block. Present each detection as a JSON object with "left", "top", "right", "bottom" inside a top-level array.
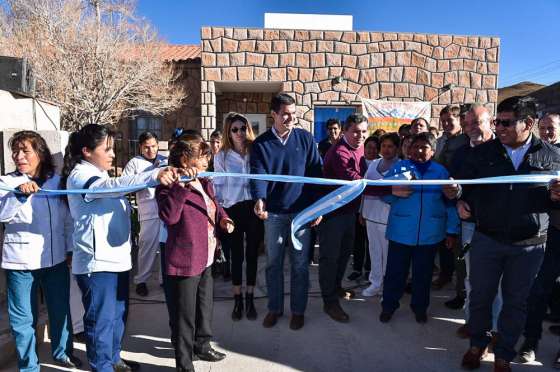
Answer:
[
  {"left": 293, "top": 81, "right": 304, "bottom": 94},
  {"left": 398, "top": 33, "right": 414, "bottom": 41},
  {"left": 293, "top": 30, "right": 309, "bottom": 41},
  {"left": 342, "top": 54, "right": 358, "bottom": 67},
  {"left": 216, "top": 53, "right": 229, "bottom": 66},
  {"left": 396, "top": 52, "right": 411, "bottom": 66},
  {"left": 379, "top": 41, "right": 392, "bottom": 52},
  {"left": 459, "top": 71, "right": 470, "bottom": 87},
  {"left": 411, "top": 52, "right": 426, "bottom": 67},
  {"left": 248, "top": 29, "right": 264, "bottom": 39},
  {"left": 472, "top": 49, "right": 486, "bottom": 61},
  {"left": 238, "top": 40, "right": 256, "bottom": 52},
  {"left": 237, "top": 66, "right": 255, "bottom": 81},
  {"left": 395, "top": 83, "right": 409, "bottom": 97},
  {"left": 482, "top": 75, "right": 497, "bottom": 89},
  {"left": 417, "top": 69, "right": 431, "bottom": 85},
  {"left": 211, "top": 27, "right": 225, "bottom": 38},
  {"left": 288, "top": 41, "right": 303, "bottom": 52},
  {"left": 233, "top": 28, "right": 248, "bottom": 39},
  {"left": 476, "top": 61, "right": 488, "bottom": 74},
  {"left": 318, "top": 90, "right": 340, "bottom": 101},
  {"left": 357, "top": 32, "right": 370, "bottom": 43},
  {"left": 413, "top": 34, "right": 428, "bottom": 43},
  {"left": 224, "top": 28, "right": 233, "bottom": 38},
  {"left": 334, "top": 42, "right": 350, "bottom": 54},
  {"left": 325, "top": 31, "right": 343, "bottom": 41},
  {"left": 444, "top": 44, "right": 460, "bottom": 58},
  {"left": 470, "top": 72, "right": 482, "bottom": 89},
  {"left": 476, "top": 90, "right": 488, "bottom": 102},
  {"left": 377, "top": 67, "right": 390, "bottom": 81},
  {"left": 465, "top": 88, "right": 477, "bottom": 102},
  {"left": 444, "top": 71, "right": 458, "bottom": 85},
  {"left": 296, "top": 53, "right": 310, "bottom": 67},
  {"left": 358, "top": 55, "right": 370, "bottom": 69},
  {"left": 479, "top": 37, "right": 492, "bottom": 49},
  {"left": 223, "top": 38, "right": 239, "bottom": 52},
  {"left": 341, "top": 92, "right": 358, "bottom": 102},
  {"left": 390, "top": 67, "right": 403, "bottom": 81},
  {"left": 410, "top": 84, "right": 424, "bottom": 99},
  {"left": 491, "top": 38, "right": 500, "bottom": 47},
  {"left": 459, "top": 47, "right": 473, "bottom": 59},
  {"left": 210, "top": 38, "right": 222, "bottom": 53},
  {"left": 269, "top": 68, "right": 286, "bottom": 81},
  {"left": 437, "top": 60, "right": 450, "bottom": 72},
  {"left": 453, "top": 36, "right": 468, "bottom": 46},
  {"left": 310, "top": 53, "right": 326, "bottom": 68},
  {"left": 203, "top": 40, "right": 213, "bottom": 52},
  {"left": 299, "top": 68, "right": 313, "bottom": 81},
  {"left": 314, "top": 67, "right": 329, "bottom": 81},
  {"left": 201, "top": 27, "right": 212, "bottom": 39},
  {"left": 360, "top": 69, "right": 376, "bottom": 84},
  {"left": 383, "top": 33, "right": 398, "bottom": 41},
  {"left": 439, "top": 35, "right": 452, "bottom": 47},
  {"left": 385, "top": 52, "right": 396, "bottom": 66},
  {"left": 367, "top": 43, "right": 380, "bottom": 53},
  {"left": 230, "top": 52, "right": 245, "bottom": 66},
  {"left": 450, "top": 59, "right": 464, "bottom": 70},
  {"left": 351, "top": 43, "right": 368, "bottom": 55},
  {"left": 432, "top": 46, "right": 444, "bottom": 59},
  {"left": 425, "top": 58, "right": 437, "bottom": 72},
  {"left": 487, "top": 48, "right": 498, "bottom": 62},
  {"left": 358, "top": 85, "right": 370, "bottom": 98},
  {"left": 405, "top": 41, "right": 422, "bottom": 52},
  {"left": 329, "top": 66, "right": 343, "bottom": 77},
  {"left": 279, "top": 53, "right": 295, "bottom": 67},
  {"left": 347, "top": 81, "right": 361, "bottom": 93},
  {"left": 264, "top": 29, "right": 279, "bottom": 40},
  {"left": 254, "top": 67, "right": 268, "bottom": 80},
  {"left": 246, "top": 52, "right": 264, "bottom": 66},
  {"left": 370, "top": 33, "right": 384, "bottom": 42},
  {"left": 204, "top": 68, "right": 221, "bottom": 80},
  {"left": 428, "top": 34, "right": 439, "bottom": 46},
  {"left": 280, "top": 30, "right": 294, "bottom": 40},
  {"left": 272, "top": 40, "right": 287, "bottom": 53},
  {"left": 438, "top": 90, "right": 451, "bottom": 104},
  {"left": 464, "top": 59, "right": 477, "bottom": 72},
  {"left": 287, "top": 67, "right": 299, "bottom": 80},
  {"left": 201, "top": 52, "right": 216, "bottom": 66},
  {"left": 488, "top": 89, "right": 498, "bottom": 102},
  {"left": 403, "top": 67, "right": 417, "bottom": 82},
  {"left": 317, "top": 40, "right": 334, "bottom": 52},
  {"left": 369, "top": 83, "right": 380, "bottom": 99},
  {"left": 264, "top": 54, "right": 278, "bottom": 67},
  {"left": 343, "top": 67, "right": 360, "bottom": 82},
  {"left": 371, "top": 53, "right": 384, "bottom": 67},
  {"left": 303, "top": 41, "right": 317, "bottom": 53},
  {"left": 222, "top": 67, "right": 237, "bottom": 80},
  {"left": 380, "top": 83, "right": 394, "bottom": 98},
  {"left": 319, "top": 80, "right": 333, "bottom": 91},
  {"left": 256, "top": 40, "right": 272, "bottom": 53},
  {"left": 432, "top": 72, "right": 444, "bottom": 88},
  {"left": 488, "top": 62, "right": 499, "bottom": 74},
  {"left": 421, "top": 44, "right": 434, "bottom": 57},
  {"left": 341, "top": 32, "right": 357, "bottom": 43},
  {"left": 451, "top": 87, "right": 466, "bottom": 103},
  {"left": 391, "top": 41, "right": 405, "bottom": 50}
]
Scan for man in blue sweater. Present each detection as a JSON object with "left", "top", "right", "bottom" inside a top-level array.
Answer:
[{"left": 250, "top": 93, "right": 323, "bottom": 331}]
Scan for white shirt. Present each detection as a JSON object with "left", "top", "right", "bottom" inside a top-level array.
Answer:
[
  {"left": 503, "top": 135, "right": 532, "bottom": 170},
  {"left": 122, "top": 154, "right": 167, "bottom": 221},
  {"left": 213, "top": 150, "right": 252, "bottom": 208},
  {"left": 271, "top": 126, "right": 292, "bottom": 146},
  {"left": 0, "top": 173, "right": 73, "bottom": 270},
  {"left": 67, "top": 160, "right": 160, "bottom": 274}
]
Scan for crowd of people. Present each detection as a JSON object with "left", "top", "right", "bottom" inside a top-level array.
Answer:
[{"left": 2, "top": 92, "right": 560, "bottom": 372}]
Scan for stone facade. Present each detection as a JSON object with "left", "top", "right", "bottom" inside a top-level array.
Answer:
[{"left": 200, "top": 27, "right": 500, "bottom": 135}]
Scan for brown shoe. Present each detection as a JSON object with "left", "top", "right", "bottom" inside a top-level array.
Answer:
[
  {"left": 487, "top": 332, "right": 499, "bottom": 354},
  {"left": 324, "top": 303, "right": 349, "bottom": 323},
  {"left": 456, "top": 324, "right": 470, "bottom": 339},
  {"left": 461, "top": 346, "right": 488, "bottom": 370},
  {"left": 432, "top": 276, "right": 451, "bottom": 290},
  {"left": 494, "top": 358, "right": 511, "bottom": 372},
  {"left": 337, "top": 287, "right": 355, "bottom": 299},
  {"left": 262, "top": 312, "right": 281, "bottom": 328},
  {"left": 289, "top": 314, "right": 304, "bottom": 330}
]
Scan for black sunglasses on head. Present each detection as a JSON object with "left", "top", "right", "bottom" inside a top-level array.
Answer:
[{"left": 231, "top": 126, "right": 247, "bottom": 133}]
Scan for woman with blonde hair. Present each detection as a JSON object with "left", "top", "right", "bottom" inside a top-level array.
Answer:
[{"left": 214, "top": 112, "right": 263, "bottom": 321}]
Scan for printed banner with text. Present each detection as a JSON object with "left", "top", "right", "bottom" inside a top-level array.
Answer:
[{"left": 361, "top": 98, "right": 431, "bottom": 133}]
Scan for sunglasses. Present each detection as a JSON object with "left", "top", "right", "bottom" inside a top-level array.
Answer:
[
  {"left": 231, "top": 126, "right": 247, "bottom": 133},
  {"left": 494, "top": 119, "right": 521, "bottom": 128}
]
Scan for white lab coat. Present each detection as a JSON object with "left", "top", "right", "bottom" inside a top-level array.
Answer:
[
  {"left": 67, "top": 161, "right": 160, "bottom": 274},
  {"left": 0, "top": 173, "right": 73, "bottom": 271}
]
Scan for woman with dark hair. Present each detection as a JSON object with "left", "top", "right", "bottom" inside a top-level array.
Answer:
[
  {"left": 62, "top": 124, "right": 178, "bottom": 372},
  {"left": 123, "top": 131, "right": 167, "bottom": 297},
  {"left": 0, "top": 131, "right": 82, "bottom": 370},
  {"left": 157, "top": 138, "right": 234, "bottom": 372},
  {"left": 214, "top": 112, "right": 263, "bottom": 321}
]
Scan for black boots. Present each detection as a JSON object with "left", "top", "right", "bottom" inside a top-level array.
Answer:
[
  {"left": 246, "top": 292, "right": 257, "bottom": 320},
  {"left": 232, "top": 294, "right": 243, "bottom": 321},
  {"left": 232, "top": 293, "right": 257, "bottom": 321}
]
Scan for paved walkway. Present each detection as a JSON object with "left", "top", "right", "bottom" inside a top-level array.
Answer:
[{"left": 2, "top": 258, "right": 559, "bottom": 371}]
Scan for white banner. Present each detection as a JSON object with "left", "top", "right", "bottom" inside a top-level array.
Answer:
[{"left": 361, "top": 98, "right": 431, "bottom": 133}]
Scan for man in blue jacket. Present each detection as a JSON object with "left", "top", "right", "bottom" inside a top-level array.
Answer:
[{"left": 250, "top": 93, "right": 322, "bottom": 331}]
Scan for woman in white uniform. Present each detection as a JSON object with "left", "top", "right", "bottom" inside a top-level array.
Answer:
[
  {"left": 0, "top": 130, "right": 82, "bottom": 371},
  {"left": 61, "top": 124, "right": 179, "bottom": 372}
]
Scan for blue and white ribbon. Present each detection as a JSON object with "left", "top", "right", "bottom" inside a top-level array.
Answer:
[{"left": 1, "top": 171, "right": 558, "bottom": 250}]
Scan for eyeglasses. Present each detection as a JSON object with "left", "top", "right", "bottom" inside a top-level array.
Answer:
[
  {"left": 494, "top": 119, "right": 521, "bottom": 128},
  {"left": 231, "top": 126, "right": 247, "bottom": 134}
]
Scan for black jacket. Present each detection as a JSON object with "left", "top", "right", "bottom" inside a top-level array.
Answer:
[{"left": 455, "top": 136, "right": 560, "bottom": 245}]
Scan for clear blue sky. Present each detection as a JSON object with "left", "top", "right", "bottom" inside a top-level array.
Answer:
[{"left": 138, "top": 0, "right": 560, "bottom": 88}]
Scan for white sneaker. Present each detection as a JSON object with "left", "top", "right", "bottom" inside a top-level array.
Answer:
[{"left": 362, "top": 285, "right": 381, "bottom": 297}]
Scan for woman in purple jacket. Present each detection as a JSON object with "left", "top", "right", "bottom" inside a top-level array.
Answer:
[{"left": 156, "top": 138, "right": 234, "bottom": 372}]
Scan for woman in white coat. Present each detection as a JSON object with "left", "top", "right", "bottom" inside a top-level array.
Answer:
[
  {"left": 361, "top": 133, "right": 401, "bottom": 297},
  {"left": 0, "top": 131, "right": 82, "bottom": 371},
  {"left": 60, "top": 124, "right": 179, "bottom": 372}
]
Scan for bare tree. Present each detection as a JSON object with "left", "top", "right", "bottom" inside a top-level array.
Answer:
[{"left": 0, "top": 0, "right": 185, "bottom": 130}]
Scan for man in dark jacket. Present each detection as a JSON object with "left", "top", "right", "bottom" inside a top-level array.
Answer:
[{"left": 448, "top": 97, "right": 560, "bottom": 372}]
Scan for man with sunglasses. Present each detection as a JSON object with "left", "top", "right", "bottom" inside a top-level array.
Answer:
[
  {"left": 318, "top": 118, "right": 342, "bottom": 159},
  {"left": 446, "top": 96, "right": 560, "bottom": 372}
]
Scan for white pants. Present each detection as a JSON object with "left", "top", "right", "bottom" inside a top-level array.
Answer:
[
  {"left": 69, "top": 273, "right": 84, "bottom": 334},
  {"left": 365, "top": 220, "right": 389, "bottom": 291},
  {"left": 134, "top": 218, "right": 161, "bottom": 284}
]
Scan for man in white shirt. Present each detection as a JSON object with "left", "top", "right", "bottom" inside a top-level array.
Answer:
[{"left": 123, "top": 132, "right": 167, "bottom": 297}]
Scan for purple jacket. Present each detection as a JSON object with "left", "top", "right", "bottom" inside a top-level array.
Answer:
[
  {"left": 156, "top": 179, "right": 228, "bottom": 277},
  {"left": 323, "top": 138, "right": 368, "bottom": 217}
]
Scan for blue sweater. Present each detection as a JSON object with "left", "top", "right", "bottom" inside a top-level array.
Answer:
[
  {"left": 383, "top": 159, "right": 460, "bottom": 246},
  {"left": 250, "top": 128, "right": 322, "bottom": 214}
]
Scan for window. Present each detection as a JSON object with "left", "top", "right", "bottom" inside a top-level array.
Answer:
[
  {"left": 313, "top": 106, "right": 357, "bottom": 143},
  {"left": 129, "top": 115, "right": 163, "bottom": 157}
]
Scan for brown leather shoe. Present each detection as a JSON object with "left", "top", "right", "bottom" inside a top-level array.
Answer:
[
  {"left": 289, "top": 314, "right": 305, "bottom": 330},
  {"left": 337, "top": 287, "right": 355, "bottom": 299},
  {"left": 262, "top": 312, "right": 281, "bottom": 328},
  {"left": 461, "top": 346, "right": 488, "bottom": 370},
  {"left": 494, "top": 358, "right": 511, "bottom": 372},
  {"left": 456, "top": 324, "right": 470, "bottom": 339},
  {"left": 324, "top": 303, "right": 349, "bottom": 323}
]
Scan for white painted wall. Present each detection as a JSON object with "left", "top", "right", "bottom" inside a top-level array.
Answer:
[
  {"left": 0, "top": 90, "right": 60, "bottom": 131},
  {"left": 264, "top": 13, "right": 353, "bottom": 31}
]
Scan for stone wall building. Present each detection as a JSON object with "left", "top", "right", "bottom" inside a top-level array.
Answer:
[{"left": 199, "top": 26, "right": 500, "bottom": 138}]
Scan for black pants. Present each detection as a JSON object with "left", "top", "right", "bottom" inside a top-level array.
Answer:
[
  {"left": 318, "top": 213, "right": 356, "bottom": 305},
  {"left": 169, "top": 267, "right": 214, "bottom": 370},
  {"left": 160, "top": 243, "right": 178, "bottom": 342},
  {"left": 437, "top": 242, "right": 455, "bottom": 280},
  {"left": 524, "top": 226, "right": 560, "bottom": 340},
  {"left": 223, "top": 201, "right": 263, "bottom": 286},
  {"left": 352, "top": 216, "right": 371, "bottom": 273}
]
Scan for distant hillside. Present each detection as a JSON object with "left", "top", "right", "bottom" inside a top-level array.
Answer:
[{"left": 498, "top": 81, "right": 546, "bottom": 103}]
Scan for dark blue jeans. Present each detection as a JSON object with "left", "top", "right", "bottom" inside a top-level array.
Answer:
[
  {"left": 76, "top": 271, "right": 129, "bottom": 372},
  {"left": 468, "top": 232, "right": 544, "bottom": 362},
  {"left": 160, "top": 243, "right": 177, "bottom": 342},
  {"left": 382, "top": 240, "right": 439, "bottom": 315},
  {"left": 6, "top": 261, "right": 73, "bottom": 372},
  {"left": 524, "top": 226, "right": 560, "bottom": 341}
]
